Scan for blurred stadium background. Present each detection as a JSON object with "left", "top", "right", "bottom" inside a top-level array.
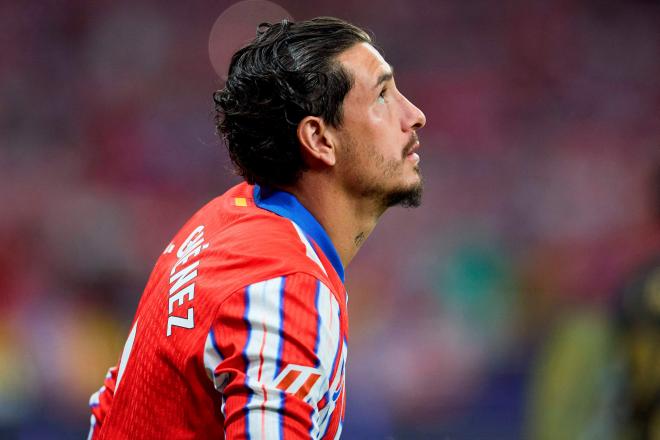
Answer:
[{"left": 1, "top": 0, "right": 659, "bottom": 438}]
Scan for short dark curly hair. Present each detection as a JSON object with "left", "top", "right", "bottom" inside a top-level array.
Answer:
[{"left": 213, "top": 17, "right": 372, "bottom": 187}]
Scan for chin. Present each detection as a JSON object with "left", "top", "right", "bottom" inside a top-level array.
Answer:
[{"left": 383, "top": 181, "right": 423, "bottom": 208}]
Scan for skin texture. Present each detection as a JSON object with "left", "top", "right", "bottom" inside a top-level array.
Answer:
[{"left": 286, "top": 42, "right": 426, "bottom": 266}]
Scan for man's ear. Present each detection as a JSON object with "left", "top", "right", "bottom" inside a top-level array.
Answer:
[{"left": 297, "top": 116, "right": 337, "bottom": 167}]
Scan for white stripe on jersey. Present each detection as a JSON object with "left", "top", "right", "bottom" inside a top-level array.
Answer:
[
  {"left": 290, "top": 221, "right": 327, "bottom": 276},
  {"left": 243, "top": 277, "right": 285, "bottom": 439},
  {"left": 333, "top": 419, "right": 344, "bottom": 440},
  {"left": 203, "top": 328, "right": 228, "bottom": 392},
  {"left": 116, "top": 319, "right": 139, "bottom": 391},
  {"left": 88, "top": 386, "right": 105, "bottom": 407},
  {"left": 311, "top": 282, "right": 344, "bottom": 439},
  {"left": 87, "top": 415, "right": 97, "bottom": 440}
]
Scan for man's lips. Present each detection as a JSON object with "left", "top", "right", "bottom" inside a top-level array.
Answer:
[
  {"left": 404, "top": 134, "right": 420, "bottom": 162},
  {"left": 406, "top": 142, "right": 420, "bottom": 155}
]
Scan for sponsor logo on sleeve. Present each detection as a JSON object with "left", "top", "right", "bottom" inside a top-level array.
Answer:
[{"left": 273, "top": 364, "right": 323, "bottom": 402}]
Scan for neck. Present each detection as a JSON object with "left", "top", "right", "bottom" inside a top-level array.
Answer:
[{"left": 284, "top": 174, "right": 383, "bottom": 267}]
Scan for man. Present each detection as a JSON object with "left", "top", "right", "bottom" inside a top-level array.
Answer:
[{"left": 89, "top": 17, "right": 425, "bottom": 439}]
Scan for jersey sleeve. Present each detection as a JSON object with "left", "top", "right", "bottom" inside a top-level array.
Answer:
[
  {"left": 87, "top": 366, "right": 118, "bottom": 439},
  {"left": 203, "top": 273, "right": 345, "bottom": 439}
]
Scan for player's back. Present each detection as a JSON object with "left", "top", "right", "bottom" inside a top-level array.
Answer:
[{"left": 90, "top": 182, "right": 346, "bottom": 439}]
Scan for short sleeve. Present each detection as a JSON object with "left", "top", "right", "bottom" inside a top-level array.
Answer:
[{"left": 202, "top": 273, "right": 346, "bottom": 439}]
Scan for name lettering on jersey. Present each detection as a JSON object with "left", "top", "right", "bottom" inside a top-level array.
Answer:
[{"left": 167, "top": 225, "right": 208, "bottom": 336}]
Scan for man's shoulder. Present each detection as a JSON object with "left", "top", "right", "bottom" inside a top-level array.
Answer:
[
  {"left": 166, "top": 182, "right": 331, "bottom": 296},
  {"left": 202, "top": 182, "right": 313, "bottom": 254}
]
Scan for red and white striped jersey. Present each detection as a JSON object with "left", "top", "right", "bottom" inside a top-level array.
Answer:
[{"left": 88, "top": 182, "right": 348, "bottom": 439}]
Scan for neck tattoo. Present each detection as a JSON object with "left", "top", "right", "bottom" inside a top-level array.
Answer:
[{"left": 354, "top": 232, "right": 366, "bottom": 247}]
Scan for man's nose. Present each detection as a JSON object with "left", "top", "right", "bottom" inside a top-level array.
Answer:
[{"left": 402, "top": 94, "right": 426, "bottom": 130}]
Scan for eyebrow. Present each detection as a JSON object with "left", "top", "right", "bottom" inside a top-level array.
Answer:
[{"left": 374, "top": 67, "right": 394, "bottom": 89}]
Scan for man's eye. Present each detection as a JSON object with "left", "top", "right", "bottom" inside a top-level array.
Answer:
[{"left": 377, "top": 88, "right": 387, "bottom": 103}]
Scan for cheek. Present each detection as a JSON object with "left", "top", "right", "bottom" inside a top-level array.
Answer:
[{"left": 370, "top": 104, "right": 392, "bottom": 125}]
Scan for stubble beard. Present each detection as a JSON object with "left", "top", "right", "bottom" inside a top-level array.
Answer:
[
  {"left": 383, "top": 170, "right": 423, "bottom": 208},
  {"left": 340, "top": 133, "right": 423, "bottom": 211}
]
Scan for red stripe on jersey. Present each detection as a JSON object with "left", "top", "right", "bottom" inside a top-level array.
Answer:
[
  {"left": 275, "top": 369, "right": 301, "bottom": 391},
  {"left": 340, "top": 387, "right": 346, "bottom": 422},
  {"left": 279, "top": 274, "right": 321, "bottom": 366},
  {"left": 317, "top": 395, "right": 329, "bottom": 412},
  {"left": 328, "top": 352, "right": 343, "bottom": 395},
  {"left": 260, "top": 384, "right": 268, "bottom": 435},
  {"left": 257, "top": 321, "right": 267, "bottom": 381},
  {"left": 212, "top": 287, "right": 251, "bottom": 429},
  {"left": 294, "top": 373, "right": 321, "bottom": 400}
]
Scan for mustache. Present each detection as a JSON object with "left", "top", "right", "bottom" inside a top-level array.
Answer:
[{"left": 402, "top": 133, "right": 419, "bottom": 158}]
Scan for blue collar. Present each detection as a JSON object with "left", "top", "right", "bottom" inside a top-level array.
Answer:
[{"left": 253, "top": 184, "right": 345, "bottom": 282}]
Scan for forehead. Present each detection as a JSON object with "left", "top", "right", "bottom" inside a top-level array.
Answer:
[{"left": 336, "top": 42, "right": 391, "bottom": 88}]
